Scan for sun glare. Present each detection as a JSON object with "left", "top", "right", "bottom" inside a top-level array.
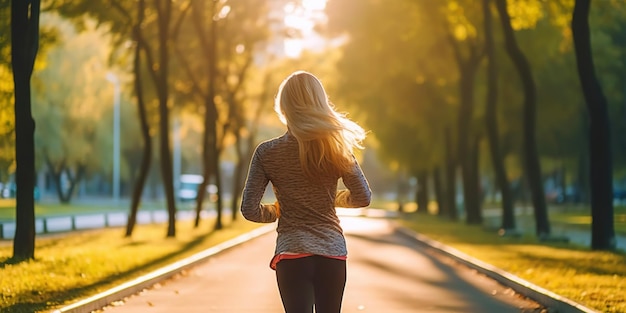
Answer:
[
  {"left": 302, "top": 0, "right": 326, "bottom": 11},
  {"left": 284, "top": 39, "right": 304, "bottom": 58},
  {"left": 281, "top": 0, "right": 327, "bottom": 58}
]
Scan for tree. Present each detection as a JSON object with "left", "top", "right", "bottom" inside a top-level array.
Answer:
[
  {"left": 153, "top": 0, "right": 178, "bottom": 237},
  {"left": 170, "top": 0, "right": 271, "bottom": 229},
  {"left": 494, "top": 0, "right": 550, "bottom": 238},
  {"left": 326, "top": 0, "right": 456, "bottom": 215},
  {"left": 444, "top": 1, "right": 485, "bottom": 225},
  {"left": 11, "top": 0, "right": 40, "bottom": 261},
  {"left": 123, "top": 0, "right": 153, "bottom": 237},
  {"left": 33, "top": 15, "right": 116, "bottom": 204},
  {"left": 95, "top": 0, "right": 181, "bottom": 236},
  {"left": 483, "top": 0, "right": 515, "bottom": 231},
  {"left": 571, "top": 0, "right": 615, "bottom": 250},
  {"left": 186, "top": 0, "right": 222, "bottom": 230},
  {"left": 52, "top": 0, "right": 179, "bottom": 236},
  {"left": 228, "top": 68, "right": 270, "bottom": 221}
]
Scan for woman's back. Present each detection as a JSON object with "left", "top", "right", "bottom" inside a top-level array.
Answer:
[
  {"left": 242, "top": 131, "right": 370, "bottom": 258},
  {"left": 240, "top": 71, "right": 370, "bottom": 313}
]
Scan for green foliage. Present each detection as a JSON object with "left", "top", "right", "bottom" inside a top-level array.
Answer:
[
  {"left": 3, "top": 0, "right": 622, "bottom": 195},
  {"left": 0, "top": 65, "right": 14, "bottom": 182},
  {"left": 590, "top": 3, "right": 626, "bottom": 177},
  {"left": 326, "top": 0, "right": 457, "bottom": 172},
  {"left": 0, "top": 3, "right": 11, "bottom": 181},
  {"left": 31, "top": 13, "right": 139, "bottom": 191},
  {"left": 326, "top": 0, "right": 626, "bottom": 184}
]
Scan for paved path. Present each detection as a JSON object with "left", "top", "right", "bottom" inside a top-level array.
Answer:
[{"left": 96, "top": 217, "right": 543, "bottom": 313}]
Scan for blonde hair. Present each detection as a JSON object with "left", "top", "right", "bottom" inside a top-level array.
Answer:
[{"left": 274, "top": 71, "right": 366, "bottom": 178}]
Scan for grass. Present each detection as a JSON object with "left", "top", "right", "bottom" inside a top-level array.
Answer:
[
  {"left": 549, "top": 205, "right": 626, "bottom": 234},
  {"left": 0, "top": 215, "right": 265, "bottom": 313},
  {"left": 0, "top": 199, "right": 172, "bottom": 220},
  {"left": 401, "top": 213, "right": 626, "bottom": 313}
]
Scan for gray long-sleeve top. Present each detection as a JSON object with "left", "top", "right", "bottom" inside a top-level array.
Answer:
[{"left": 240, "top": 132, "right": 371, "bottom": 258}]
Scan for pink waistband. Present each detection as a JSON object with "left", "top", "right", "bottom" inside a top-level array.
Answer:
[{"left": 270, "top": 253, "right": 347, "bottom": 270}]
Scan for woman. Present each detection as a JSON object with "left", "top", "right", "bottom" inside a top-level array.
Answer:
[{"left": 240, "top": 71, "right": 371, "bottom": 313}]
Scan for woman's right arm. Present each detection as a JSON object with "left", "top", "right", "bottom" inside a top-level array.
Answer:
[{"left": 240, "top": 147, "right": 280, "bottom": 223}]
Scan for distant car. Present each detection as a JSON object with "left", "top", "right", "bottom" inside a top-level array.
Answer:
[
  {"left": 178, "top": 174, "right": 217, "bottom": 203},
  {"left": 0, "top": 183, "right": 12, "bottom": 198},
  {"left": 614, "top": 188, "right": 626, "bottom": 203}
]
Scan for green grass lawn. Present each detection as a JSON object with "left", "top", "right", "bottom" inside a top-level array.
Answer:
[
  {"left": 0, "top": 216, "right": 264, "bottom": 313},
  {"left": 549, "top": 204, "right": 626, "bottom": 234},
  {"left": 401, "top": 213, "right": 626, "bottom": 313},
  {"left": 0, "top": 199, "right": 173, "bottom": 220}
]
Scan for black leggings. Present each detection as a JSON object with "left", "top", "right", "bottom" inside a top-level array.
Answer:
[{"left": 275, "top": 255, "right": 347, "bottom": 313}]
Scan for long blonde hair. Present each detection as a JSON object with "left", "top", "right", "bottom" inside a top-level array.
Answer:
[{"left": 275, "top": 71, "right": 366, "bottom": 178}]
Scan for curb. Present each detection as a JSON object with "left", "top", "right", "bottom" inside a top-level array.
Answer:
[
  {"left": 52, "top": 223, "right": 276, "bottom": 313},
  {"left": 395, "top": 226, "right": 600, "bottom": 313}
]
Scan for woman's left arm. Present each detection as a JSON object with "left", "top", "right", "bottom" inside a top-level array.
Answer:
[
  {"left": 240, "top": 147, "right": 280, "bottom": 223},
  {"left": 336, "top": 158, "right": 371, "bottom": 208}
]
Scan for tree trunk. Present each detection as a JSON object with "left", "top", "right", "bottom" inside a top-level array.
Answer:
[
  {"left": 577, "top": 151, "right": 590, "bottom": 203},
  {"left": 47, "top": 163, "right": 83, "bottom": 204},
  {"left": 483, "top": 0, "right": 515, "bottom": 230},
  {"left": 224, "top": 62, "right": 254, "bottom": 221},
  {"left": 571, "top": 0, "right": 615, "bottom": 250},
  {"left": 447, "top": 30, "right": 483, "bottom": 225},
  {"left": 396, "top": 170, "right": 409, "bottom": 212},
  {"left": 434, "top": 167, "right": 446, "bottom": 217},
  {"left": 213, "top": 147, "right": 223, "bottom": 229},
  {"left": 194, "top": 137, "right": 209, "bottom": 228},
  {"left": 231, "top": 132, "right": 254, "bottom": 221},
  {"left": 155, "top": 0, "right": 177, "bottom": 237},
  {"left": 231, "top": 134, "right": 245, "bottom": 221},
  {"left": 458, "top": 68, "right": 482, "bottom": 224},
  {"left": 415, "top": 171, "right": 429, "bottom": 214},
  {"left": 208, "top": 0, "right": 223, "bottom": 231},
  {"left": 495, "top": 0, "right": 550, "bottom": 238},
  {"left": 46, "top": 157, "right": 67, "bottom": 202},
  {"left": 11, "top": 0, "right": 40, "bottom": 262},
  {"left": 60, "top": 165, "right": 84, "bottom": 204},
  {"left": 191, "top": 0, "right": 222, "bottom": 230},
  {"left": 466, "top": 134, "right": 483, "bottom": 224},
  {"left": 126, "top": 0, "right": 152, "bottom": 237},
  {"left": 445, "top": 127, "right": 457, "bottom": 220}
]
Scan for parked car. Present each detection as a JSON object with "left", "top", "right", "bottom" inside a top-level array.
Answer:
[{"left": 178, "top": 174, "right": 217, "bottom": 203}]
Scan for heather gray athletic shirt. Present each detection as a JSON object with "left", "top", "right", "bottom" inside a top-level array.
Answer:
[{"left": 241, "top": 132, "right": 371, "bottom": 260}]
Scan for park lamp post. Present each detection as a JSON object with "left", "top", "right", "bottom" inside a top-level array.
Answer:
[{"left": 106, "top": 72, "right": 121, "bottom": 202}]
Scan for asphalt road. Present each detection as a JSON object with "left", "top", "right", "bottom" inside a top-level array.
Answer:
[{"left": 94, "top": 217, "right": 543, "bottom": 313}]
